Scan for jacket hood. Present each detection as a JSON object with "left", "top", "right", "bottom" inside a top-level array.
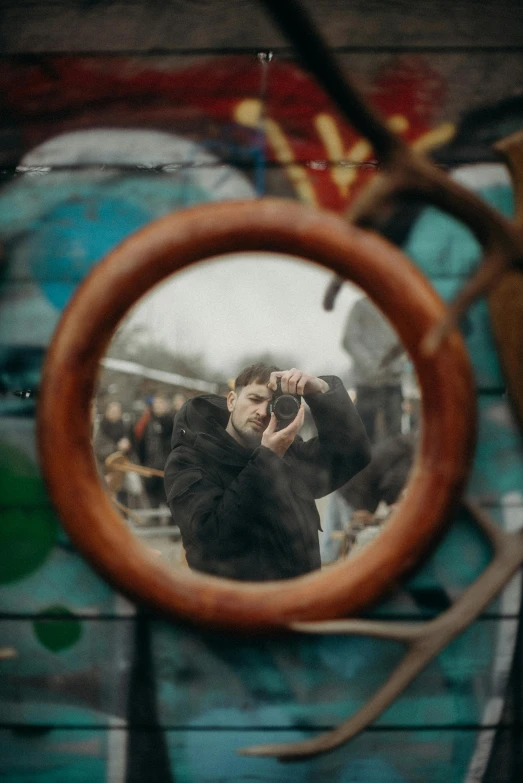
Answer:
[{"left": 171, "top": 394, "right": 252, "bottom": 465}]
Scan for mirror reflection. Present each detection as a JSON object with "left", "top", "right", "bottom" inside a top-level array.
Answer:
[{"left": 92, "top": 254, "right": 420, "bottom": 580}]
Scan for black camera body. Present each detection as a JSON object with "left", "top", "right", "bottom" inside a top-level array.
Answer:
[{"left": 268, "top": 380, "right": 301, "bottom": 429}]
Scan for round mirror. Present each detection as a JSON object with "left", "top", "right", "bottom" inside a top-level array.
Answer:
[
  {"left": 37, "top": 198, "right": 476, "bottom": 630},
  {"left": 92, "top": 254, "right": 420, "bottom": 580}
]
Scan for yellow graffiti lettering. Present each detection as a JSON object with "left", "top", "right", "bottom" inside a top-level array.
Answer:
[
  {"left": 234, "top": 98, "right": 317, "bottom": 206},
  {"left": 412, "top": 122, "right": 456, "bottom": 153},
  {"left": 234, "top": 99, "right": 455, "bottom": 205},
  {"left": 234, "top": 98, "right": 262, "bottom": 128},
  {"left": 315, "top": 113, "right": 410, "bottom": 198},
  {"left": 314, "top": 114, "right": 368, "bottom": 198},
  {"left": 387, "top": 114, "right": 409, "bottom": 134}
]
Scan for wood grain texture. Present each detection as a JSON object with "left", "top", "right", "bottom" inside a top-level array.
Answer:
[{"left": 1, "top": 0, "right": 523, "bottom": 52}]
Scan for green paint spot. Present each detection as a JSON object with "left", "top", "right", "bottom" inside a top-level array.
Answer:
[
  {"left": 0, "top": 441, "right": 49, "bottom": 506},
  {"left": 0, "top": 507, "right": 58, "bottom": 584},
  {"left": 0, "top": 440, "right": 58, "bottom": 583},
  {"left": 33, "top": 606, "right": 82, "bottom": 651}
]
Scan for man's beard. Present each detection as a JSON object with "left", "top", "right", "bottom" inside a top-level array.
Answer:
[{"left": 230, "top": 414, "right": 263, "bottom": 449}]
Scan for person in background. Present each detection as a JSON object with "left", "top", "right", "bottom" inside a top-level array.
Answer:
[
  {"left": 343, "top": 296, "right": 406, "bottom": 443},
  {"left": 172, "top": 392, "right": 187, "bottom": 414},
  {"left": 133, "top": 396, "right": 152, "bottom": 446},
  {"left": 137, "top": 392, "right": 173, "bottom": 509},
  {"left": 93, "top": 400, "right": 139, "bottom": 504},
  {"left": 320, "top": 433, "right": 415, "bottom": 563},
  {"left": 94, "top": 400, "right": 132, "bottom": 468}
]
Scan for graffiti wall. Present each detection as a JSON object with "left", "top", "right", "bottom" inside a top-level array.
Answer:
[{"left": 1, "top": 1, "right": 523, "bottom": 781}]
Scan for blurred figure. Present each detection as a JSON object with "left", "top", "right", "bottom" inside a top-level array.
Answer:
[
  {"left": 94, "top": 401, "right": 131, "bottom": 468},
  {"left": 321, "top": 433, "right": 415, "bottom": 563},
  {"left": 340, "top": 433, "right": 414, "bottom": 513},
  {"left": 343, "top": 297, "right": 406, "bottom": 443},
  {"left": 172, "top": 392, "right": 187, "bottom": 414},
  {"left": 137, "top": 392, "right": 173, "bottom": 509},
  {"left": 93, "top": 400, "right": 144, "bottom": 505},
  {"left": 133, "top": 396, "right": 152, "bottom": 445},
  {"left": 319, "top": 489, "right": 353, "bottom": 564}
]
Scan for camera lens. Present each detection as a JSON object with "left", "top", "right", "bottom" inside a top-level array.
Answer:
[{"left": 274, "top": 394, "right": 300, "bottom": 420}]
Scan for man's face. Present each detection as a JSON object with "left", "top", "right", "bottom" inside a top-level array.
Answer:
[
  {"left": 152, "top": 395, "right": 169, "bottom": 416},
  {"left": 226, "top": 381, "right": 272, "bottom": 448},
  {"left": 105, "top": 402, "right": 122, "bottom": 422}
]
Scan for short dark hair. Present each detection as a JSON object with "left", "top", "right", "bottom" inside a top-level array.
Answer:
[{"left": 234, "top": 362, "right": 280, "bottom": 391}]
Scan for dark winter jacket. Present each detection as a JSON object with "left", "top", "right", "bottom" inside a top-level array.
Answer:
[
  {"left": 138, "top": 413, "right": 173, "bottom": 471},
  {"left": 339, "top": 433, "right": 415, "bottom": 512},
  {"left": 94, "top": 417, "right": 130, "bottom": 467},
  {"left": 164, "top": 376, "right": 371, "bottom": 581}
]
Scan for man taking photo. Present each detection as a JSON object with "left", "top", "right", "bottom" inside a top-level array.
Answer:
[{"left": 164, "top": 362, "right": 371, "bottom": 581}]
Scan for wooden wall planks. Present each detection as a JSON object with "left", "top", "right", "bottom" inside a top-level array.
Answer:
[{"left": 1, "top": 0, "right": 523, "bottom": 51}]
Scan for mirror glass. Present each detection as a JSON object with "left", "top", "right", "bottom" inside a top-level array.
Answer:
[{"left": 92, "top": 253, "right": 420, "bottom": 580}]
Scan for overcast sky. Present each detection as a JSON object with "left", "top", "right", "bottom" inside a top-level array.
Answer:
[{"left": 118, "top": 252, "right": 363, "bottom": 381}]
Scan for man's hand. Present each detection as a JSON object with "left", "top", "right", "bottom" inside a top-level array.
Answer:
[
  {"left": 268, "top": 368, "right": 329, "bottom": 396},
  {"left": 261, "top": 405, "right": 305, "bottom": 458}
]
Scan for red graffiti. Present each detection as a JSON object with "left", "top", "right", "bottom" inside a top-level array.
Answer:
[{"left": 0, "top": 55, "right": 449, "bottom": 211}]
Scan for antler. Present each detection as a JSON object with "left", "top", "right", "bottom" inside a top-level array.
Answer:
[
  {"left": 347, "top": 146, "right": 523, "bottom": 355},
  {"left": 239, "top": 501, "right": 523, "bottom": 759},
  {"left": 260, "top": 0, "right": 523, "bottom": 347}
]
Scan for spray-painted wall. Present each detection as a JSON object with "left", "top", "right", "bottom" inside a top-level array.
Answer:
[{"left": 1, "top": 2, "right": 523, "bottom": 781}]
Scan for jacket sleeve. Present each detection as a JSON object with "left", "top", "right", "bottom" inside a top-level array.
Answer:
[
  {"left": 293, "top": 375, "right": 371, "bottom": 497},
  {"left": 164, "top": 447, "right": 304, "bottom": 563}
]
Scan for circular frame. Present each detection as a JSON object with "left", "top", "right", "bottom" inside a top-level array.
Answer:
[{"left": 37, "top": 198, "right": 477, "bottom": 631}]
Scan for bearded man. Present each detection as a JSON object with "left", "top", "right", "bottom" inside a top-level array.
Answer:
[{"left": 164, "top": 362, "right": 370, "bottom": 581}]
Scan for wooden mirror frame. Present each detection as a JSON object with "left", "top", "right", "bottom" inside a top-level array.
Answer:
[{"left": 37, "top": 198, "right": 477, "bottom": 631}]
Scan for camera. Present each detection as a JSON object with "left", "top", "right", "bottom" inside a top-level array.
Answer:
[{"left": 268, "top": 380, "right": 301, "bottom": 429}]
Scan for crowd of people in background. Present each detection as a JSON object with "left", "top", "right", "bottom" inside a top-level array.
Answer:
[
  {"left": 93, "top": 390, "right": 188, "bottom": 517},
  {"left": 92, "top": 311, "right": 420, "bottom": 566}
]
